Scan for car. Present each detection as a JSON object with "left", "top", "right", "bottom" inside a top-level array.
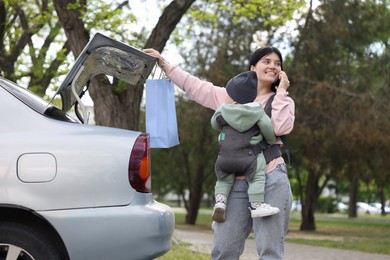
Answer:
[
  {"left": 0, "top": 33, "right": 175, "bottom": 260},
  {"left": 370, "top": 202, "right": 390, "bottom": 214},
  {"left": 337, "top": 202, "right": 348, "bottom": 212},
  {"left": 291, "top": 200, "right": 302, "bottom": 211},
  {"left": 356, "top": 202, "right": 381, "bottom": 214}
]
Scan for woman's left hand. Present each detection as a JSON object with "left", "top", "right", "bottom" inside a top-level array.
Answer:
[
  {"left": 143, "top": 48, "right": 167, "bottom": 68},
  {"left": 278, "top": 71, "right": 290, "bottom": 91}
]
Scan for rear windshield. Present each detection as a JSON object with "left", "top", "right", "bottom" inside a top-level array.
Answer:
[{"left": 0, "top": 77, "right": 78, "bottom": 123}]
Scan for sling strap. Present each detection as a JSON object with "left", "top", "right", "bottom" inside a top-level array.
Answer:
[{"left": 254, "top": 93, "right": 291, "bottom": 165}]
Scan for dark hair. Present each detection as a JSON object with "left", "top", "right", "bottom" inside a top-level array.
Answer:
[{"left": 248, "top": 46, "right": 283, "bottom": 92}]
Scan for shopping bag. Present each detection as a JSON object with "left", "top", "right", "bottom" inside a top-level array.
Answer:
[{"left": 145, "top": 78, "right": 180, "bottom": 148}]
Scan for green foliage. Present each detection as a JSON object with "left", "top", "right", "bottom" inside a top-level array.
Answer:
[
  {"left": 179, "top": 0, "right": 305, "bottom": 77},
  {"left": 292, "top": 0, "right": 390, "bottom": 83},
  {"left": 288, "top": 167, "right": 308, "bottom": 199},
  {"left": 316, "top": 197, "right": 338, "bottom": 213},
  {"left": 288, "top": 0, "right": 390, "bottom": 221},
  {"left": 78, "top": 1, "right": 136, "bottom": 35},
  {"left": 113, "top": 79, "right": 131, "bottom": 94},
  {"left": 1, "top": 0, "right": 57, "bottom": 79},
  {"left": 188, "top": 0, "right": 304, "bottom": 29}
]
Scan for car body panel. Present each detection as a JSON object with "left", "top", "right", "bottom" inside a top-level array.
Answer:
[
  {"left": 1, "top": 85, "right": 138, "bottom": 210},
  {"left": 39, "top": 193, "right": 174, "bottom": 260}
]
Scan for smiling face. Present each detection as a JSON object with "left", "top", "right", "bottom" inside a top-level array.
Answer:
[{"left": 250, "top": 52, "right": 282, "bottom": 91}]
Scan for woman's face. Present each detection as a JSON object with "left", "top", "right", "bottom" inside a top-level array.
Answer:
[{"left": 250, "top": 52, "right": 282, "bottom": 86}]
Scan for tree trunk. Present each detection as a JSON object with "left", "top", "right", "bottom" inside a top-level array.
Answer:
[
  {"left": 348, "top": 177, "right": 359, "bottom": 218},
  {"left": 185, "top": 162, "right": 208, "bottom": 224},
  {"left": 378, "top": 188, "right": 386, "bottom": 216},
  {"left": 185, "top": 174, "right": 203, "bottom": 224},
  {"left": 53, "top": 0, "right": 89, "bottom": 57},
  {"left": 300, "top": 170, "right": 319, "bottom": 231},
  {"left": 88, "top": 76, "right": 143, "bottom": 129}
]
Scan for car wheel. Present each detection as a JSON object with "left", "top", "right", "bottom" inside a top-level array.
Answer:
[{"left": 0, "top": 222, "right": 62, "bottom": 260}]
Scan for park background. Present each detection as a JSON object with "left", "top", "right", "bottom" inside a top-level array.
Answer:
[{"left": 0, "top": 0, "right": 389, "bottom": 235}]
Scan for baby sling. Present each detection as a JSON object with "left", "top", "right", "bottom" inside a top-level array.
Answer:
[{"left": 214, "top": 114, "right": 260, "bottom": 180}]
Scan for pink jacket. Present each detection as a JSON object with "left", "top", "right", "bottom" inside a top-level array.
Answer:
[{"left": 162, "top": 64, "right": 295, "bottom": 173}]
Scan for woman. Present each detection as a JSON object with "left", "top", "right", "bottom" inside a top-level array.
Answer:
[{"left": 144, "top": 46, "right": 295, "bottom": 260}]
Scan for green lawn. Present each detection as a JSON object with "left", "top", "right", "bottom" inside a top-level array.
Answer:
[
  {"left": 287, "top": 212, "right": 390, "bottom": 254},
  {"left": 159, "top": 208, "right": 390, "bottom": 259},
  {"left": 158, "top": 243, "right": 210, "bottom": 260}
]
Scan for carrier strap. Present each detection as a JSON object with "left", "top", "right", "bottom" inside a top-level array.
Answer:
[{"left": 253, "top": 93, "right": 291, "bottom": 165}]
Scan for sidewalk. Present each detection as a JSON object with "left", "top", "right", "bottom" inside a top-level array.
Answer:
[{"left": 173, "top": 228, "right": 390, "bottom": 260}]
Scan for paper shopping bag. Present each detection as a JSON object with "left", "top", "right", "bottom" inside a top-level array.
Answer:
[{"left": 146, "top": 79, "right": 180, "bottom": 148}]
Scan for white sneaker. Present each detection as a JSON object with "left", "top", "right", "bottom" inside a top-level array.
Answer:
[
  {"left": 212, "top": 202, "right": 226, "bottom": 223},
  {"left": 251, "top": 203, "right": 280, "bottom": 218}
]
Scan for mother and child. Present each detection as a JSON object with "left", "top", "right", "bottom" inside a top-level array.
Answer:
[{"left": 144, "top": 46, "right": 295, "bottom": 260}]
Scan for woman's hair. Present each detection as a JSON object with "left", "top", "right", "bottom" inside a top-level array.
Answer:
[{"left": 248, "top": 46, "right": 283, "bottom": 92}]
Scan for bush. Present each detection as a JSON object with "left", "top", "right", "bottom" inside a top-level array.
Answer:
[{"left": 316, "top": 197, "right": 338, "bottom": 213}]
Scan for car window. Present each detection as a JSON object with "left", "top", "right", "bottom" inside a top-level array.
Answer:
[{"left": 0, "top": 77, "right": 78, "bottom": 123}]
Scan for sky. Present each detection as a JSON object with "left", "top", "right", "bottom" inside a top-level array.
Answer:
[{"left": 131, "top": 0, "right": 184, "bottom": 67}]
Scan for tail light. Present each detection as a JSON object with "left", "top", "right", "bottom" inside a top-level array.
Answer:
[{"left": 129, "top": 133, "right": 151, "bottom": 192}]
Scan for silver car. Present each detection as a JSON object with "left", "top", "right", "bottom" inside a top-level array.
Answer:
[{"left": 0, "top": 33, "right": 174, "bottom": 260}]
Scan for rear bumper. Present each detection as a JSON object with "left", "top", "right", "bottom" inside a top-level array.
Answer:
[{"left": 39, "top": 193, "right": 174, "bottom": 260}]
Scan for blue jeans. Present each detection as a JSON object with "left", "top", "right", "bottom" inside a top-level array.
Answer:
[{"left": 211, "top": 164, "right": 292, "bottom": 260}]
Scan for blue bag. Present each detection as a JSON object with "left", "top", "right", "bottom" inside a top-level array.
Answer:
[{"left": 145, "top": 78, "right": 180, "bottom": 148}]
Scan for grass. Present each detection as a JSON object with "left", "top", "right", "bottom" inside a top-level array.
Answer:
[
  {"left": 158, "top": 243, "right": 210, "bottom": 260},
  {"left": 287, "top": 212, "right": 390, "bottom": 254},
  {"left": 158, "top": 208, "right": 390, "bottom": 259}
]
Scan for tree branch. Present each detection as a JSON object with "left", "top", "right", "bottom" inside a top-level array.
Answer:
[{"left": 144, "top": 0, "right": 196, "bottom": 51}]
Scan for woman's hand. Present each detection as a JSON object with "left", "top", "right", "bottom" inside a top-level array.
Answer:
[
  {"left": 277, "top": 71, "right": 290, "bottom": 91},
  {"left": 143, "top": 48, "right": 167, "bottom": 68}
]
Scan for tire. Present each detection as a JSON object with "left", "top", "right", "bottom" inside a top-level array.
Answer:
[{"left": 0, "top": 222, "right": 62, "bottom": 260}]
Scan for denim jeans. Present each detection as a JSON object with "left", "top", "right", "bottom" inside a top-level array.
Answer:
[{"left": 211, "top": 164, "right": 292, "bottom": 260}]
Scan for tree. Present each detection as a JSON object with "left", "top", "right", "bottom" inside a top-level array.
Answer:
[
  {"left": 0, "top": 0, "right": 71, "bottom": 96},
  {"left": 289, "top": 0, "right": 390, "bottom": 229}
]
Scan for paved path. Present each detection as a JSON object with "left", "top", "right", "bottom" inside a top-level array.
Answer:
[{"left": 173, "top": 229, "right": 390, "bottom": 260}]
